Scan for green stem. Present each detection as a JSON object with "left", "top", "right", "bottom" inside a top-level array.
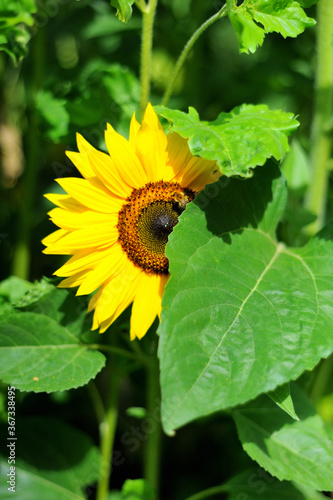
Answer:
[
  {"left": 11, "top": 28, "right": 45, "bottom": 279},
  {"left": 96, "top": 364, "right": 120, "bottom": 500},
  {"left": 144, "top": 346, "right": 162, "bottom": 497},
  {"left": 184, "top": 484, "right": 227, "bottom": 500},
  {"left": 304, "top": 0, "right": 333, "bottom": 236},
  {"left": 139, "top": 0, "right": 159, "bottom": 120},
  {"left": 161, "top": 5, "right": 227, "bottom": 107}
]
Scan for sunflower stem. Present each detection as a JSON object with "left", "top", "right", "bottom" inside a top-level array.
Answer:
[
  {"left": 139, "top": 0, "right": 159, "bottom": 120},
  {"left": 144, "top": 343, "right": 162, "bottom": 497},
  {"left": 161, "top": 4, "right": 227, "bottom": 107},
  {"left": 304, "top": 0, "right": 333, "bottom": 236},
  {"left": 96, "top": 359, "right": 120, "bottom": 500}
]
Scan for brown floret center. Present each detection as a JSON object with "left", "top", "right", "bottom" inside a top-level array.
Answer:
[{"left": 117, "top": 181, "right": 195, "bottom": 274}]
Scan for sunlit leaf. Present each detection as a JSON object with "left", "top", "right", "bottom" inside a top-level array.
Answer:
[
  {"left": 155, "top": 104, "right": 298, "bottom": 177},
  {"left": 110, "top": 0, "right": 134, "bottom": 23},
  {"left": 0, "top": 312, "right": 105, "bottom": 392},
  {"left": 0, "top": 0, "right": 36, "bottom": 63},
  {"left": 267, "top": 383, "right": 299, "bottom": 420}
]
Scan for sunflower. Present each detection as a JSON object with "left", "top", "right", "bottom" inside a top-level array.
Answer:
[{"left": 42, "top": 104, "right": 220, "bottom": 340}]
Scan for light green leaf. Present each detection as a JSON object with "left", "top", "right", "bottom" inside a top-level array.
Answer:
[
  {"left": 232, "top": 387, "right": 333, "bottom": 490},
  {"left": 158, "top": 165, "right": 333, "bottom": 434},
  {"left": 267, "top": 383, "right": 299, "bottom": 420},
  {"left": 0, "top": 0, "right": 36, "bottom": 63},
  {"left": 35, "top": 91, "right": 70, "bottom": 142},
  {"left": 0, "top": 276, "right": 33, "bottom": 304},
  {"left": 121, "top": 479, "right": 155, "bottom": 499},
  {"left": 223, "top": 468, "right": 328, "bottom": 500},
  {"left": 0, "top": 417, "right": 100, "bottom": 499},
  {"left": 155, "top": 104, "right": 298, "bottom": 178},
  {"left": 227, "top": 0, "right": 316, "bottom": 54},
  {"left": 281, "top": 139, "right": 310, "bottom": 192},
  {"left": 110, "top": 0, "right": 134, "bottom": 23},
  {"left": 0, "top": 312, "right": 105, "bottom": 392}
]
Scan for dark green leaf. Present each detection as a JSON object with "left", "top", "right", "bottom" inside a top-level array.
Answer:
[
  {"left": 223, "top": 468, "right": 327, "bottom": 500},
  {"left": 158, "top": 165, "right": 333, "bottom": 434},
  {"left": 155, "top": 104, "right": 298, "bottom": 177},
  {"left": 232, "top": 387, "right": 333, "bottom": 490},
  {"left": 0, "top": 312, "right": 105, "bottom": 392}
]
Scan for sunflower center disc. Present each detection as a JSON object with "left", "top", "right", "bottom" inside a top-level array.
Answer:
[{"left": 117, "top": 181, "right": 195, "bottom": 274}]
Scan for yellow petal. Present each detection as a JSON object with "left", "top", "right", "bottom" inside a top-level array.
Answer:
[
  {"left": 77, "top": 244, "right": 127, "bottom": 296},
  {"left": 65, "top": 133, "right": 99, "bottom": 179},
  {"left": 42, "top": 228, "right": 69, "bottom": 248},
  {"left": 44, "top": 222, "right": 118, "bottom": 253},
  {"left": 130, "top": 273, "right": 167, "bottom": 340},
  {"left": 44, "top": 193, "right": 86, "bottom": 212},
  {"left": 129, "top": 112, "right": 141, "bottom": 149},
  {"left": 58, "top": 270, "right": 89, "bottom": 288},
  {"left": 48, "top": 207, "right": 117, "bottom": 230},
  {"left": 56, "top": 177, "right": 120, "bottom": 213},
  {"left": 135, "top": 103, "right": 170, "bottom": 181},
  {"left": 91, "top": 260, "right": 142, "bottom": 332},
  {"left": 180, "top": 157, "right": 220, "bottom": 192},
  {"left": 54, "top": 246, "right": 116, "bottom": 277},
  {"left": 88, "top": 150, "right": 132, "bottom": 198},
  {"left": 105, "top": 124, "right": 147, "bottom": 188},
  {"left": 166, "top": 132, "right": 193, "bottom": 180}
]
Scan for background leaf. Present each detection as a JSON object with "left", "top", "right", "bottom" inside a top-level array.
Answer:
[
  {"left": 110, "top": 0, "right": 135, "bottom": 23},
  {"left": 232, "top": 386, "right": 333, "bottom": 490},
  {"left": 0, "top": 417, "right": 100, "bottom": 499},
  {"left": 158, "top": 165, "right": 333, "bottom": 434},
  {"left": 155, "top": 104, "right": 298, "bottom": 177},
  {"left": 0, "top": 312, "right": 105, "bottom": 392},
  {"left": 0, "top": 0, "right": 36, "bottom": 63},
  {"left": 227, "top": 0, "right": 316, "bottom": 54}
]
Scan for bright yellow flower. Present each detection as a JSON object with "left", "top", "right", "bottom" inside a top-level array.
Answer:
[{"left": 42, "top": 104, "right": 219, "bottom": 340}]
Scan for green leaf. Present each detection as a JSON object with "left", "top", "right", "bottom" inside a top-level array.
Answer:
[
  {"left": 35, "top": 91, "right": 70, "bottom": 142},
  {"left": 0, "top": 312, "right": 105, "bottom": 392},
  {"left": 110, "top": 0, "right": 134, "bottom": 23},
  {"left": 0, "top": 0, "right": 36, "bottom": 64},
  {"left": 0, "top": 416, "right": 100, "bottom": 499},
  {"left": 281, "top": 139, "right": 310, "bottom": 193},
  {"left": 0, "top": 276, "right": 33, "bottom": 304},
  {"left": 267, "top": 383, "right": 299, "bottom": 420},
  {"left": 158, "top": 164, "right": 333, "bottom": 434},
  {"left": 227, "top": 0, "right": 316, "bottom": 54},
  {"left": 16, "top": 278, "right": 91, "bottom": 338},
  {"left": 232, "top": 387, "right": 333, "bottom": 490},
  {"left": 155, "top": 104, "right": 298, "bottom": 178},
  {"left": 223, "top": 468, "right": 328, "bottom": 500},
  {"left": 121, "top": 479, "right": 155, "bottom": 499}
]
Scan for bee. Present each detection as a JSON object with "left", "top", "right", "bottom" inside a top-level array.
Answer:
[{"left": 171, "top": 189, "right": 194, "bottom": 213}]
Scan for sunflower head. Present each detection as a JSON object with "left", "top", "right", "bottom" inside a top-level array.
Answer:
[{"left": 42, "top": 104, "right": 220, "bottom": 340}]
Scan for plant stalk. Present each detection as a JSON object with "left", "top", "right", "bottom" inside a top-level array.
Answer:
[
  {"left": 96, "top": 365, "right": 120, "bottom": 500},
  {"left": 304, "top": 0, "right": 333, "bottom": 235},
  {"left": 184, "top": 484, "right": 227, "bottom": 500},
  {"left": 161, "top": 5, "right": 227, "bottom": 107},
  {"left": 144, "top": 346, "right": 162, "bottom": 497},
  {"left": 139, "top": 0, "right": 159, "bottom": 120}
]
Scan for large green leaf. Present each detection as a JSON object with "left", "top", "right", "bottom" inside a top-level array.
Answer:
[
  {"left": 0, "top": 312, "right": 105, "bottom": 392},
  {"left": 232, "top": 387, "right": 333, "bottom": 490},
  {"left": 155, "top": 105, "right": 298, "bottom": 178},
  {"left": 0, "top": 0, "right": 36, "bottom": 63},
  {"left": 0, "top": 417, "right": 100, "bottom": 499},
  {"left": 158, "top": 165, "right": 333, "bottom": 434},
  {"left": 227, "top": 0, "right": 316, "bottom": 54}
]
